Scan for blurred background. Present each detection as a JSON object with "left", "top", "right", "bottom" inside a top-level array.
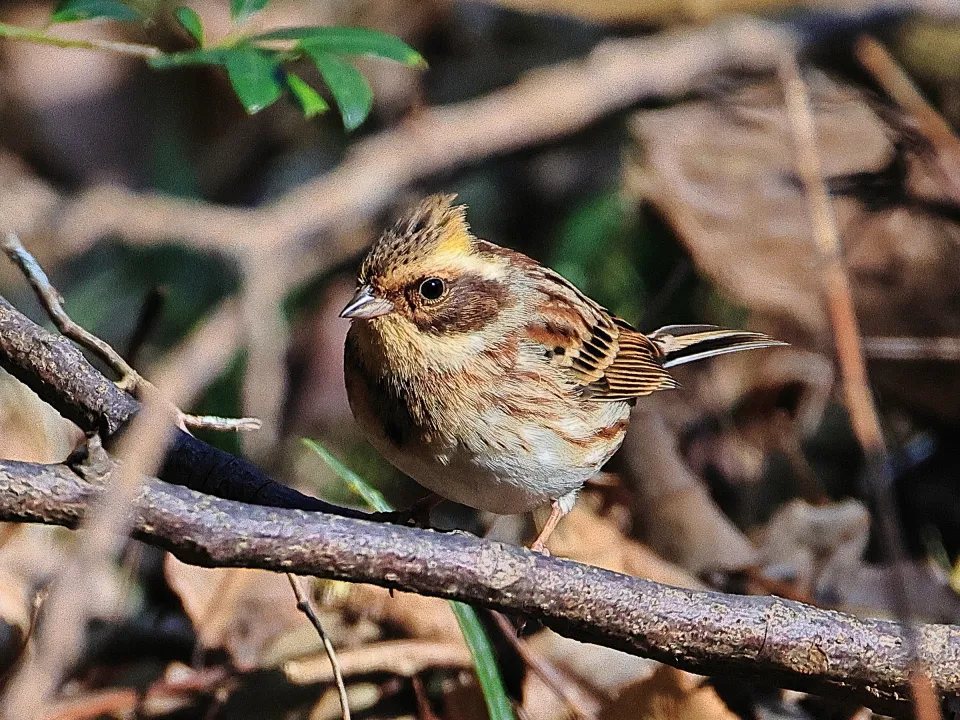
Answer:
[{"left": 2, "top": 0, "right": 960, "bottom": 718}]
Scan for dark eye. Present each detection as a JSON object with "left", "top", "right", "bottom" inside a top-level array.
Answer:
[{"left": 419, "top": 277, "right": 445, "bottom": 301}]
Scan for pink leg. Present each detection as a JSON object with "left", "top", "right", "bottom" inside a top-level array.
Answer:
[{"left": 530, "top": 500, "right": 564, "bottom": 554}]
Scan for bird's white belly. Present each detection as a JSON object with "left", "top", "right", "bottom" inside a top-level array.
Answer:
[{"left": 357, "top": 403, "right": 628, "bottom": 515}]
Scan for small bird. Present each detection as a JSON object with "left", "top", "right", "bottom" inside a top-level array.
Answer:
[{"left": 341, "top": 195, "right": 784, "bottom": 551}]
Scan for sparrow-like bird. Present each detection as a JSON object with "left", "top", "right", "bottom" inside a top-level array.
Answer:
[{"left": 341, "top": 195, "right": 784, "bottom": 551}]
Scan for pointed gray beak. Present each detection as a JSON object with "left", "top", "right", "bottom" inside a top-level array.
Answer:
[{"left": 339, "top": 285, "right": 395, "bottom": 319}]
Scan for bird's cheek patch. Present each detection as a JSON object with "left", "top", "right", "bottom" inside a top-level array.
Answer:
[{"left": 411, "top": 276, "right": 510, "bottom": 335}]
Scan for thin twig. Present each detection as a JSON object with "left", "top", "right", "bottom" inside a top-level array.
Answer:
[
  {"left": 1, "top": 233, "right": 143, "bottom": 391},
  {"left": 3, "top": 239, "right": 261, "bottom": 435},
  {"left": 286, "top": 574, "right": 351, "bottom": 720},
  {"left": 779, "top": 55, "right": 940, "bottom": 720},
  {"left": 490, "top": 612, "right": 600, "bottom": 720},
  {"left": 863, "top": 336, "right": 960, "bottom": 361},
  {"left": 0, "top": 22, "right": 162, "bottom": 59},
  {"left": 180, "top": 414, "right": 263, "bottom": 432}
]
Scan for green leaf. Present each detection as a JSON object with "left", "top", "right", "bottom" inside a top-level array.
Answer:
[
  {"left": 285, "top": 72, "right": 328, "bottom": 119},
  {"left": 303, "top": 49, "right": 372, "bottom": 131},
  {"left": 52, "top": 0, "right": 142, "bottom": 22},
  {"left": 302, "top": 438, "right": 517, "bottom": 720},
  {"left": 450, "top": 602, "right": 517, "bottom": 720},
  {"left": 253, "top": 26, "right": 425, "bottom": 66},
  {"left": 224, "top": 48, "right": 283, "bottom": 114},
  {"left": 302, "top": 439, "right": 389, "bottom": 511},
  {"left": 174, "top": 6, "right": 203, "bottom": 46},
  {"left": 148, "top": 47, "right": 231, "bottom": 69},
  {"left": 230, "top": 0, "right": 270, "bottom": 24}
]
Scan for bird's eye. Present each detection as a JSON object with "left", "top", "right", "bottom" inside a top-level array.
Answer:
[{"left": 418, "top": 277, "right": 446, "bottom": 301}]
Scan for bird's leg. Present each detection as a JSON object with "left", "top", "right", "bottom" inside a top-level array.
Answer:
[
  {"left": 402, "top": 492, "right": 444, "bottom": 528},
  {"left": 530, "top": 499, "right": 564, "bottom": 554}
]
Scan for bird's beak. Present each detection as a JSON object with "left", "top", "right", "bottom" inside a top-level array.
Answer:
[{"left": 339, "top": 285, "right": 395, "bottom": 319}]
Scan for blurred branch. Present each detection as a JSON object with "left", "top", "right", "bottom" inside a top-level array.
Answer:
[
  {"left": 856, "top": 36, "right": 960, "bottom": 199},
  {"left": 0, "top": 458, "right": 956, "bottom": 715},
  {"left": 864, "top": 336, "right": 960, "bottom": 361},
  {"left": 50, "top": 19, "right": 794, "bottom": 259}
]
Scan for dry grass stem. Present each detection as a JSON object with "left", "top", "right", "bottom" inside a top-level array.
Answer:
[
  {"left": 286, "top": 574, "right": 351, "bottom": 720},
  {"left": 491, "top": 612, "right": 601, "bottom": 720},
  {"left": 778, "top": 58, "right": 886, "bottom": 456},
  {"left": 779, "top": 54, "right": 941, "bottom": 720}
]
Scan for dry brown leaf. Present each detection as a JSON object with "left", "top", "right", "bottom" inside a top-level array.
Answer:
[
  {"left": 527, "top": 629, "right": 660, "bottom": 697},
  {"left": 630, "top": 73, "right": 960, "bottom": 419},
  {"left": 163, "top": 557, "right": 312, "bottom": 670},
  {"left": 546, "top": 499, "right": 704, "bottom": 590},
  {"left": 754, "top": 498, "right": 870, "bottom": 603},
  {"left": 520, "top": 670, "right": 577, "bottom": 720},
  {"left": 602, "top": 665, "right": 737, "bottom": 720},
  {"left": 327, "top": 583, "right": 467, "bottom": 646},
  {"left": 619, "top": 405, "right": 758, "bottom": 573},
  {"left": 0, "top": 369, "right": 79, "bottom": 464}
]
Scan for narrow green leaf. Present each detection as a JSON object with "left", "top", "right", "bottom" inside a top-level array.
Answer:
[
  {"left": 230, "top": 0, "right": 270, "bottom": 24},
  {"left": 52, "top": 0, "right": 141, "bottom": 23},
  {"left": 224, "top": 47, "right": 282, "bottom": 114},
  {"left": 253, "top": 26, "right": 425, "bottom": 66},
  {"left": 285, "top": 72, "right": 328, "bottom": 119},
  {"left": 303, "top": 438, "right": 518, "bottom": 720},
  {"left": 302, "top": 439, "right": 389, "bottom": 511},
  {"left": 148, "top": 47, "right": 231, "bottom": 69},
  {"left": 174, "top": 6, "right": 203, "bottom": 46},
  {"left": 450, "top": 603, "right": 517, "bottom": 720},
  {"left": 303, "top": 49, "right": 372, "bottom": 131}
]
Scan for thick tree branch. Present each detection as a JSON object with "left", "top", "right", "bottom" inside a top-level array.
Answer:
[
  {"left": 0, "top": 295, "right": 137, "bottom": 435},
  {"left": 0, "top": 458, "right": 956, "bottom": 715},
  {"left": 0, "top": 294, "right": 369, "bottom": 518}
]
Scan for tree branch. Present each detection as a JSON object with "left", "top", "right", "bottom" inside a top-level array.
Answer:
[
  {"left": 0, "top": 457, "right": 956, "bottom": 716},
  {"left": 0, "top": 293, "right": 369, "bottom": 518}
]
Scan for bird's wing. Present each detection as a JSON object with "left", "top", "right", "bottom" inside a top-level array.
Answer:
[{"left": 527, "top": 268, "right": 676, "bottom": 401}]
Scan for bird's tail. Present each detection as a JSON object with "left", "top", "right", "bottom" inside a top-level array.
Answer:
[{"left": 649, "top": 325, "right": 787, "bottom": 369}]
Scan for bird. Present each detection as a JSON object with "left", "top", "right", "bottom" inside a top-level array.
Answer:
[{"left": 340, "top": 194, "right": 785, "bottom": 552}]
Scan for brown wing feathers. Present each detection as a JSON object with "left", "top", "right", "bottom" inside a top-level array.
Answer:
[{"left": 529, "top": 269, "right": 784, "bottom": 402}]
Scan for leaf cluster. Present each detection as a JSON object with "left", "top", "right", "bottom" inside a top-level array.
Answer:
[{"left": 51, "top": 0, "right": 426, "bottom": 128}]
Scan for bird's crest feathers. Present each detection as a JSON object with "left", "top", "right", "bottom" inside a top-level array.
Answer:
[{"left": 360, "top": 194, "right": 475, "bottom": 284}]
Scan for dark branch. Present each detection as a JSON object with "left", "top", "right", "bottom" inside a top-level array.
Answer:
[
  {"left": 0, "top": 457, "right": 957, "bottom": 715},
  {"left": 0, "top": 294, "right": 369, "bottom": 518},
  {"left": 0, "top": 295, "right": 138, "bottom": 435}
]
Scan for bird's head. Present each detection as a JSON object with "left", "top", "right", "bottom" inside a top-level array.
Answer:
[{"left": 340, "top": 194, "right": 519, "bottom": 342}]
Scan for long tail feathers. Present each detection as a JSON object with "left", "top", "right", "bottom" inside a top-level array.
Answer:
[{"left": 648, "top": 324, "right": 787, "bottom": 369}]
